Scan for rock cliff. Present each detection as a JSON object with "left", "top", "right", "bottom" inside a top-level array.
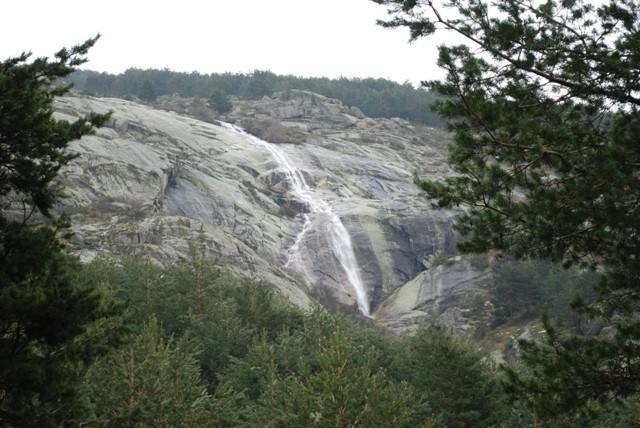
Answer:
[{"left": 54, "top": 90, "right": 493, "bottom": 333}]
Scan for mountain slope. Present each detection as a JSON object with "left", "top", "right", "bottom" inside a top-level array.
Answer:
[{"left": 55, "top": 90, "right": 491, "bottom": 332}]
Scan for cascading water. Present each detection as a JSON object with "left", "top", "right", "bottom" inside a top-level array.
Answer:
[{"left": 221, "top": 122, "right": 371, "bottom": 317}]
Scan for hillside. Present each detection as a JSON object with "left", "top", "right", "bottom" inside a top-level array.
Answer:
[
  {"left": 67, "top": 69, "right": 445, "bottom": 126},
  {"left": 54, "top": 90, "right": 496, "bottom": 337}
]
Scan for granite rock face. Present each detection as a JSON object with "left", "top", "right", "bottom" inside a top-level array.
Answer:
[
  {"left": 376, "top": 254, "right": 494, "bottom": 335},
  {"left": 55, "top": 90, "right": 492, "bottom": 333}
]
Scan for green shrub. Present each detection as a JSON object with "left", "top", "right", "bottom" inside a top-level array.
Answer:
[{"left": 492, "top": 259, "right": 599, "bottom": 329}]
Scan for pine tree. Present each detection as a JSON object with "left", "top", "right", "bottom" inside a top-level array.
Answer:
[
  {"left": 0, "top": 37, "right": 111, "bottom": 425},
  {"left": 392, "top": 328, "right": 505, "bottom": 427},
  {"left": 373, "top": 0, "right": 640, "bottom": 417},
  {"left": 207, "top": 89, "right": 233, "bottom": 114},
  {"left": 138, "top": 79, "right": 156, "bottom": 102},
  {"left": 84, "top": 318, "right": 214, "bottom": 427},
  {"left": 220, "top": 308, "right": 424, "bottom": 427}
]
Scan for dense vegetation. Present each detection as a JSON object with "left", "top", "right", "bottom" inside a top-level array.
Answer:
[
  {"left": 66, "top": 68, "right": 445, "bottom": 126},
  {"left": 374, "top": 0, "right": 640, "bottom": 420},
  {"left": 34, "top": 256, "right": 640, "bottom": 427},
  {"left": 0, "top": 36, "right": 111, "bottom": 425},
  {"left": 70, "top": 256, "right": 509, "bottom": 427},
  {"left": 492, "top": 260, "right": 599, "bottom": 331}
]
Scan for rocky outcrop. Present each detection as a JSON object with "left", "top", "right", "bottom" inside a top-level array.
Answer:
[
  {"left": 240, "top": 117, "right": 307, "bottom": 145},
  {"left": 376, "top": 253, "right": 494, "bottom": 335},
  {"left": 55, "top": 90, "right": 491, "bottom": 334},
  {"left": 232, "top": 90, "right": 364, "bottom": 130}
]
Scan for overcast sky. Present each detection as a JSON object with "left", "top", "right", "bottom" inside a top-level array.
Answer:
[{"left": 1, "top": 0, "right": 450, "bottom": 85}]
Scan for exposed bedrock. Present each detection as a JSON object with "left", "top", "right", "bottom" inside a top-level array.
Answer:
[{"left": 55, "top": 90, "right": 491, "bottom": 333}]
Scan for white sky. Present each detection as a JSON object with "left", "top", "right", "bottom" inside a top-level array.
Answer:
[{"left": 0, "top": 0, "right": 449, "bottom": 85}]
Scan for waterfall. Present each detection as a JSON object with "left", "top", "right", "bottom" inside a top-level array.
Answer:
[{"left": 221, "top": 122, "right": 371, "bottom": 317}]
